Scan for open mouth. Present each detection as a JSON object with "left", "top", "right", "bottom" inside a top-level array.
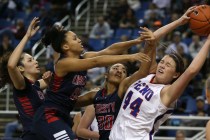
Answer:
[
  {"left": 158, "top": 69, "right": 163, "bottom": 74},
  {"left": 115, "top": 74, "right": 122, "bottom": 78}
]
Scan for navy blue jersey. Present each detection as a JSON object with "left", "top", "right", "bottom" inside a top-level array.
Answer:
[
  {"left": 94, "top": 89, "right": 122, "bottom": 140},
  {"left": 13, "top": 77, "right": 45, "bottom": 132},
  {"left": 45, "top": 70, "right": 87, "bottom": 115}
]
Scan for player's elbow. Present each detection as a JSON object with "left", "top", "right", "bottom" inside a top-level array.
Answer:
[
  {"left": 186, "top": 67, "right": 199, "bottom": 77},
  {"left": 7, "top": 63, "right": 16, "bottom": 70},
  {"left": 76, "top": 128, "right": 83, "bottom": 138}
]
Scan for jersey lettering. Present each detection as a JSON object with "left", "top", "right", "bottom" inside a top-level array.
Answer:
[
  {"left": 132, "top": 81, "right": 154, "bottom": 101},
  {"left": 123, "top": 90, "right": 143, "bottom": 117},
  {"left": 95, "top": 103, "right": 115, "bottom": 114},
  {"left": 72, "top": 75, "right": 86, "bottom": 86},
  {"left": 97, "top": 115, "right": 114, "bottom": 130}
]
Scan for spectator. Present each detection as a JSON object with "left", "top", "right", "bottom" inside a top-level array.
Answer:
[
  {"left": 117, "top": 0, "right": 130, "bottom": 19},
  {"left": 189, "top": 35, "right": 203, "bottom": 58},
  {"left": 119, "top": 8, "right": 138, "bottom": 29},
  {"left": 153, "top": 0, "right": 171, "bottom": 10},
  {"left": 176, "top": 44, "right": 192, "bottom": 69},
  {"left": 175, "top": 130, "right": 185, "bottom": 140},
  {"left": 13, "top": 19, "right": 26, "bottom": 40},
  {"left": 144, "top": 3, "right": 164, "bottom": 22},
  {"left": 89, "top": 16, "right": 111, "bottom": 39},
  {"left": 3, "top": 115, "right": 23, "bottom": 139},
  {"left": 0, "top": 34, "right": 13, "bottom": 58},
  {"left": 165, "top": 31, "right": 189, "bottom": 54},
  {"left": 127, "top": 0, "right": 141, "bottom": 11},
  {"left": 192, "top": 96, "right": 207, "bottom": 116},
  {"left": 87, "top": 67, "right": 106, "bottom": 86},
  {"left": 105, "top": 6, "right": 121, "bottom": 30}
]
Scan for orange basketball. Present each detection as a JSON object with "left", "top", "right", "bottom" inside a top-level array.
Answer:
[{"left": 189, "top": 5, "right": 210, "bottom": 36}]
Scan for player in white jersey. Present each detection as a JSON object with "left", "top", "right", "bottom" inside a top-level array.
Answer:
[{"left": 110, "top": 6, "right": 210, "bottom": 140}]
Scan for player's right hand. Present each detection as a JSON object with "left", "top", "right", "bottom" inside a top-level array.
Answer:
[
  {"left": 25, "top": 17, "right": 40, "bottom": 39},
  {"left": 129, "top": 52, "right": 151, "bottom": 63}
]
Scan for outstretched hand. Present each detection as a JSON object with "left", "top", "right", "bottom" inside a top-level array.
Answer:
[
  {"left": 178, "top": 6, "right": 197, "bottom": 25},
  {"left": 26, "top": 17, "right": 40, "bottom": 39},
  {"left": 139, "top": 27, "right": 156, "bottom": 46},
  {"left": 130, "top": 52, "right": 151, "bottom": 63},
  {"left": 139, "top": 27, "right": 155, "bottom": 41}
]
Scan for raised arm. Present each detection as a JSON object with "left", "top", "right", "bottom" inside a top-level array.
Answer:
[
  {"left": 76, "top": 105, "right": 100, "bottom": 139},
  {"left": 162, "top": 35, "right": 210, "bottom": 107},
  {"left": 83, "top": 38, "right": 143, "bottom": 58},
  {"left": 7, "top": 17, "right": 39, "bottom": 89},
  {"left": 118, "top": 28, "right": 156, "bottom": 98},
  {"left": 56, "top": 52, "right": 150, "bottom": 76},
  {"left": 154, "top": 6, "right": 196, "bottom": 40}
]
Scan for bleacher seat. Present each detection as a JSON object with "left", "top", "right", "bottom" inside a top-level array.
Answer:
[
  {"left": 140, "top": 1, "right": 150, "bottom": 11},
  {"left": 114, "top": 28, "right": 132, "bottom": 38},
  {"left": 182, "top": 38, "right": 192, "bottom": 46},
  {"left": 88, "top": 38, "right": 106, "bottom": 51},
  {"left": 182, "top": 96, "right": 197, "bottom": 114},
  {"left": 105, "top": 38, "right": 120, "bottom": 47},
  {"left": 14, "top": 11, "right": 27, "bottom": 21},
  {"left": 0, "top": 19, "right": 13, "bottom": 29},
  {"left": 135, "top": 10, "right": 145, "bottom": 19},
  {"left": 132, "top": 29, "right": 140, "bottom": 38}
]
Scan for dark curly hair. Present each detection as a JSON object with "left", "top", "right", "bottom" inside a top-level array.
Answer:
[{"left": 41, "top": 26, "right": 68, "bottom": 54}]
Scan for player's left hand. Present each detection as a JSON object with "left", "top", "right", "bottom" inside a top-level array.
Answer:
[
  {"left": 42, "top": 71, "right": 52, "bottom": 83},
  {"left": 178, "top": 6, "right": 197, "bottom": 25}
]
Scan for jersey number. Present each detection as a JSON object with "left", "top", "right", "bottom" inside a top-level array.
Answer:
[
  {"left": 97, "top": 115, "right": 114, "bottom": 130},
  {"left": 123, "top": 90, "right": 143, "bottom": 117}
]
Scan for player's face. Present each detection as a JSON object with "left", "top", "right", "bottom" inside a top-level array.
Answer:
[
  {"left": 155, "top": 55, "right": 180, "bottom": 84},
  {"left": 64, "top": 31, "right": 84, "bottom": 54},
  {"left": 106, "top": 63, "right": 127, "bottom": 85},
  {"left": 20, "top": 53, "right": 40, "bottom": 76}
]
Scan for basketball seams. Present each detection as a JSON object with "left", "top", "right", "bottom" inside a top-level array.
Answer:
[
  {"left": 190, "top": 20, "right": 209, "bottom": 30},
  {"left": 192, "top": 25, "right": 210, "bottom": 36},
  {"left": 189, "top": 5, "right": 210, "bottom": 36},
  {"left": 190, "top": 18, "right": 209, "bottom": 22},
  {"left": 198, "top": 6, "right": 210, "bottom": 24}
]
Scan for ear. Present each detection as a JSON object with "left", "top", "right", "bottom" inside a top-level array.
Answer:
[
  {"left": 18, "top": 66, "right": 24, "bottom": 73},
  {"left": 62, "top": 44, "right": 69, "bottom": 51},
  {"left": 172, "top": 72, "right": 180, "bottom": 79}
]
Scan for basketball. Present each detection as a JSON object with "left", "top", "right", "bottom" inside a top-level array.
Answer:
[{"left": 189, "top": 5, "right": 210, "bottom": 36}]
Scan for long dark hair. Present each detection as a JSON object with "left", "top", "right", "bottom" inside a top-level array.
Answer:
[
  {"left": 0, "top": 52, "right": 25, "bottom": 88},
  {"left": 168, "top": 52, "right": 185, "bottom": 83},
  {"left": 41, "top": 26, "right": 68, "bottom": 54}
]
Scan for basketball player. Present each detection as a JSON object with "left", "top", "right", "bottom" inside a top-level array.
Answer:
[
  {"left": 76, "top": 105, "right": 100, "bottom": 139},
  {"left": 205, "top": 77, "right": 210, "bottom": 140},
  {"left": 0, "top": 17, "right": 51, "bottom": 140},
  {"left": 32, "top": 23, "right": 151, "bottom": 139},
  {"left": 75, "top": 27, "right": 156, "bottom": 140},
  {"left": 109, "top": 6, "right": 210, "bottom": 140}
]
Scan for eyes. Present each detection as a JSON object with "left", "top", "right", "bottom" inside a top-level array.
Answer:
[
  {"left": 27, "top": 57, "right": 36, "bottom": 62},
  {"left": 113, "top": 67, "right": 126, "bottom": 74},
  {"left": 160, "top": 60, "right": 174, "bottom": 68}
]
